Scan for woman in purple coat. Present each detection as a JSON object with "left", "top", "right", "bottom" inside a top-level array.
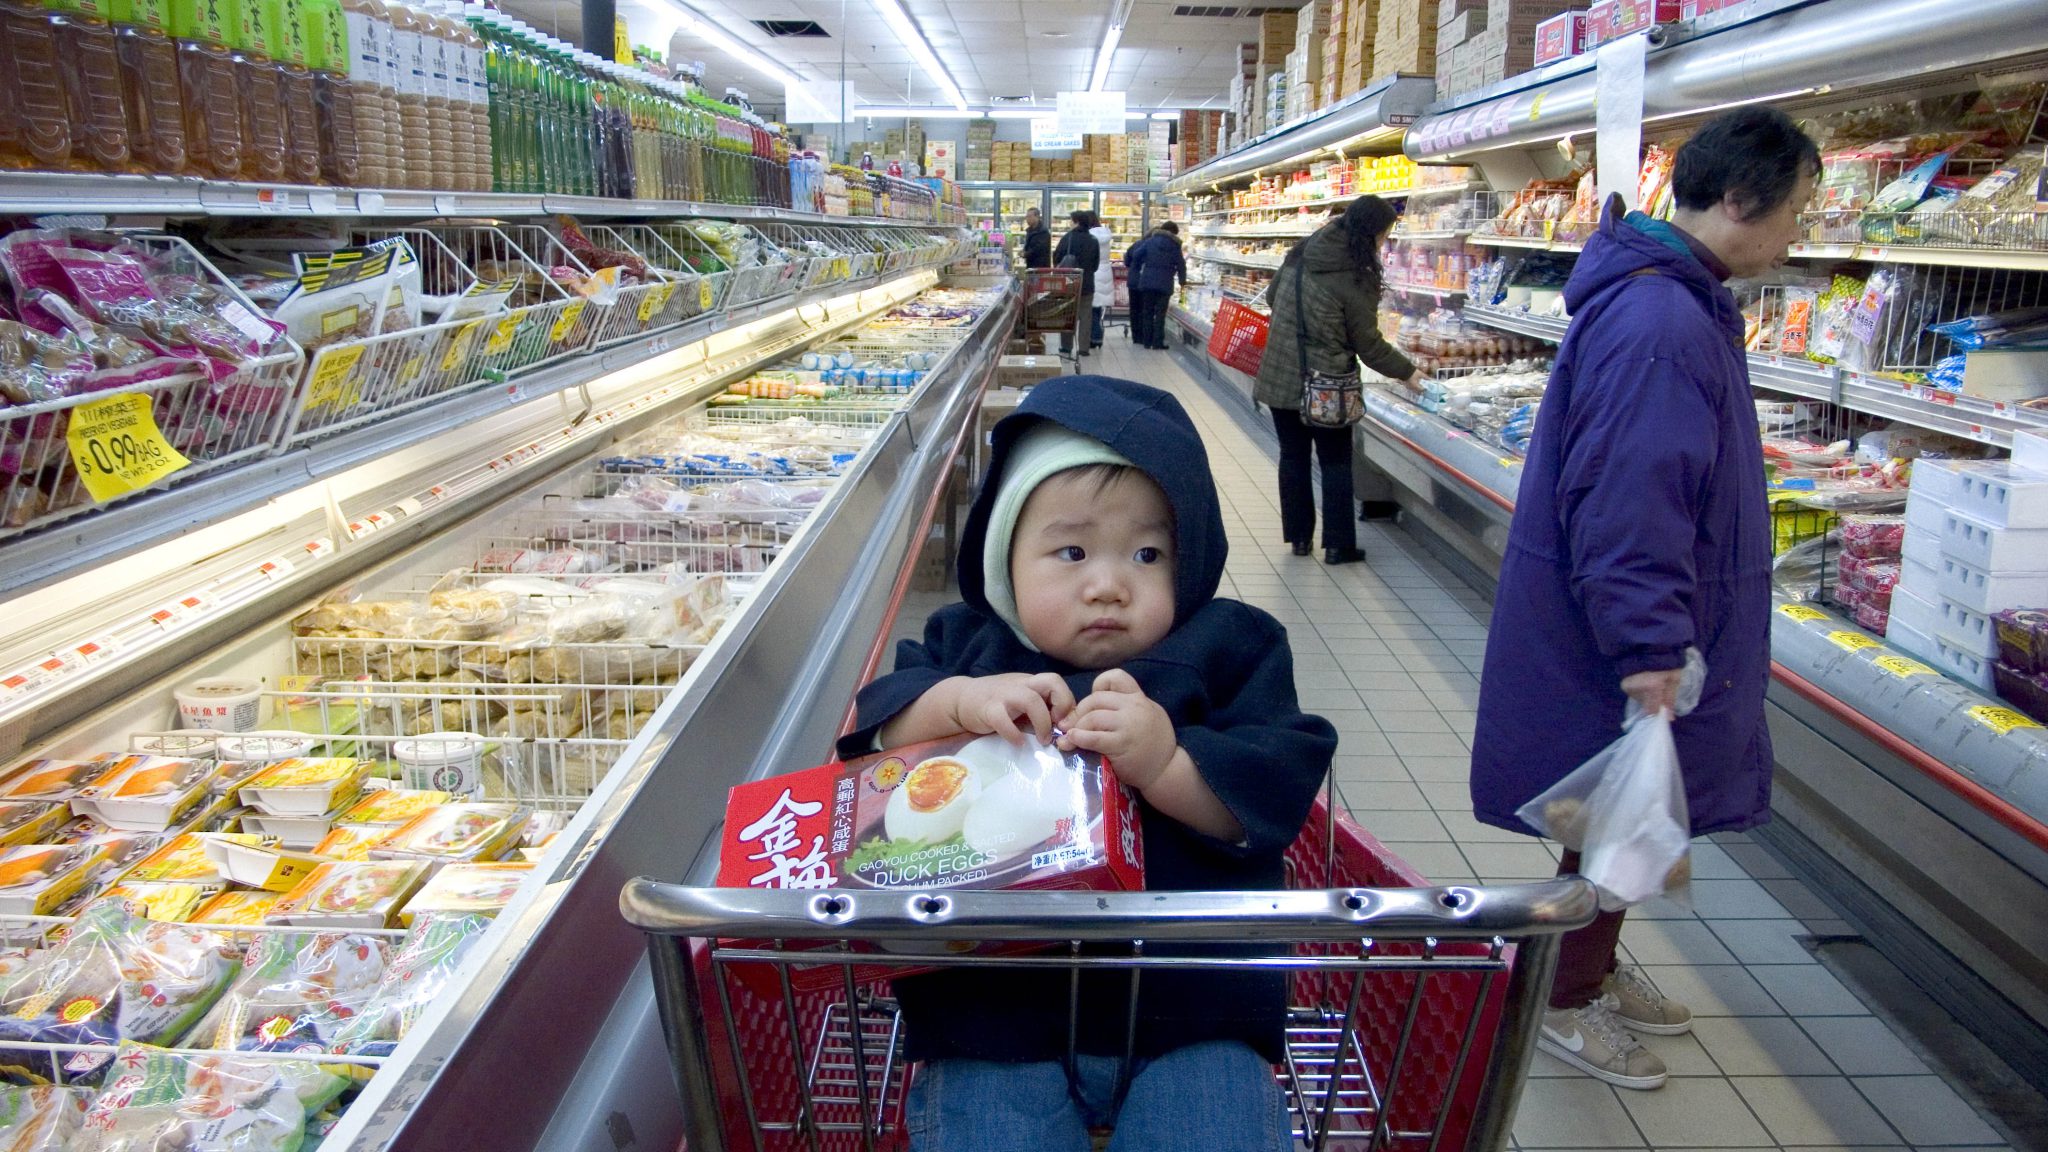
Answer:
[{"left": 1469, "top": 108, "right": 1818, "bottom": 1091}]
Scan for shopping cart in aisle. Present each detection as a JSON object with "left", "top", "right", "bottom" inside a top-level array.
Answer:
[
  {"left": 621, "top": 795, "right": 1594, "bottom": 1152},
  {"left": 1022, "top": 268, "right": 1086, "bottom": 369}
]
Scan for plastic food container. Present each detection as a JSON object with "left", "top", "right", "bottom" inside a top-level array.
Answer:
[
  {"left": 174, "top": 678, "right": 264, "bottom": 732},
  {"left": 393, "top": 733, "right": 488, "bottom": 798}
]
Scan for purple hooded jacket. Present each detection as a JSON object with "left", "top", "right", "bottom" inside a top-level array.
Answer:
[{"left": 1469, "top": 203, "right": 1775, "bottom": 837}]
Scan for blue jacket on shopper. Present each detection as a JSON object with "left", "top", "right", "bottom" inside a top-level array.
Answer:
[
  {"left": 1469, "top": 200, "right": 1775, "bottom": 838},
  {"left": 839, "top": 376, "right": 1336, "bottom": 1064},
  {"left": 1123, "top": 230, "right": 1186, "bottom": 294}
]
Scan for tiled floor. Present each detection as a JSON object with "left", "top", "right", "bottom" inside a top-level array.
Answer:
[{"left": 1068, "top": 339, "right": 2022, "bottom": 1151}]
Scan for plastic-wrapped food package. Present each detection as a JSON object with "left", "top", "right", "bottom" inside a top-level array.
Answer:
[
  {"left": 1854, "top": 600, "right": 1891, "bottom": 633},
  {"left": 189, "top": 932, "right": 392, "bottom": 1053},
  {"left": 329, "top": 913, "right": 493, "bottom": 1056},
  {"left": 1840, "top": 513, "right": 1906, "bottom": 560},
  {"left": 1772, "top": 530, "right": 1840, "bottom": 602},
  {"left": 1994, "top": 609, "right": 2048, "bottom": 674},
  {"left": 79, "top": 1043, "right": 347, "bottom": 1151},
  {"left": 0, "top": 1083, "right": 89, "bottom": 1149},
  {"left": 0, "top": 904, "right": 239, "bottom": 1084}
]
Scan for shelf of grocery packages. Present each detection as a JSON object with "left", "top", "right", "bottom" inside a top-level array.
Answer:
[
  {"left": 0, "top": 265, "right": 946, "bottom": 604},
  {"left": 1785, "top": 241, "right": 2048, "bottom": 273},
  {"left": 1385, "top": 279, "right": 1468, "bottom": 299},
  {"left": 1192, "top": 249, "right": 1288, "bottom": 271},
  {"left": 0, "top": 171, "right": 950, "bottom": 227},
  {"left": 1391, "top": 229, "right": 1473, "bottom": 242},
  {"left": 1361, "top": 384, "right": 1523, "bottom": 511},
  {"left": 1191, "top": 183, "right": 1486, "bottom": 219},
  {"left": 1170, "top": 303, "right": 1215, "bottom": 343},
  {"left": 1471, "top": 232, "right": 1586, "bottom": 253},
  {"left": 1404, "top": 0, "right": 2048, "bottom": 162},
  {"left": 1193, "top": 223, "right": 1324, "bottom": 239},
  {"left": 1166, "top": 75, "right": 1439, "bottom": 197},
  {"left": 1460, "top": 303, "right": 2048, "bottom": 448},
  {"left": 1, "top": 279, "right": 1021, "bottom": 1152}
]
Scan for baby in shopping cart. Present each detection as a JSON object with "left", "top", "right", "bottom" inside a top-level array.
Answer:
[{"left": 839, "top": 375, "right": 1338, "bottom": 1152}]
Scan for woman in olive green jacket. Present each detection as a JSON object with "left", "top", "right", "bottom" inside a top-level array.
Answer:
[{"left": 1254, "top": 196, "right": 1419, "bottom": 564}]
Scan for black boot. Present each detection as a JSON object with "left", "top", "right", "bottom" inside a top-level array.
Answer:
[
  {"left": 1290, "top": 540, "right": 1311, "bottom": 557},
  {"left": 1324, "top": 547, "right": 1366, "bottom": 565}
]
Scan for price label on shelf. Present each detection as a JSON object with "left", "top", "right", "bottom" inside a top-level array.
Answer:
[
  {"left": 699, "top": 281, "right": 714, "bottom": 311},
  {"left": 305, "top": 345, "right": 368, "bottom": 411},
  {"left": 442, "top": 321, "right": 483, "bottom": 373},
  {"left": 549, "top": 301, "right": 588, "bottom": 344},
  {"left": 73, "top": 636, "right": 120, "bottom": 665},
  {"left": 66, "top": 394, "right": 190, "bottom": 503},
  {"left": 255, "top": 556, "right": 294, "bottom": 581},
  {"left": 1826, "top": 631, "right": 1882, "bottom": 652},
  {"left": 638, "top": 284, "right": 676, "bottom": 323},
  {"left": 1968, "top": 705, "right": 2042, "bottom": 736},
  {"left": 394, "top": 498, "right": 423, "bottom": 518},
  {"left": 1872, "top": 654, "right": 1937, "bottom": 678},
  {"left": 485, "top": 315, "right": 522, "bottom": 356},
  {"left": 1777, "top": 604, "right": 1828, "bottom": 623}
]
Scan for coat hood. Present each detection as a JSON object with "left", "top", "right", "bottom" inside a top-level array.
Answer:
[
  {"left": 958, "top": 376, "right": 1226, "bottom": 630},
  {"left": 1566, "top": 198, "right": 1744, "bottom": 344}
]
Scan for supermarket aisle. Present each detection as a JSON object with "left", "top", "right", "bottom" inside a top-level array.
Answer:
[{"left": 1076, "top": 338, "right": 2022, "bottom": 1152}]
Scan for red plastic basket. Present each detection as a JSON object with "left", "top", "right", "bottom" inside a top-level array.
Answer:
[
  {"left": 1209, "top": 299, "right": 1271, "bottom": 375},
  {"left": 686, "top": 796, "right": 1514, "bottom": 1152}
]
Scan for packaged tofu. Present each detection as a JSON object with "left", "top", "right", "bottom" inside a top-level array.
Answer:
[
  {"left": 267, "top": 860, "right": 430, "bottom": 928},
  {"left": 238, "top": 758, "right": 370, "bottom": 817},
  {"left": 191, "top": 890, "right": 283, "bottom": 927},
  {"left": 0, "top": 760, "right": 107, "bottom": 803},
  {"left": 190, "top": 931, "right": 393, "bottom": 1053},
  {"left": 369, "top": 803, "right": 529, "bottom": 867},
  {"left": 69, "top": 755, "right": 215, "bottom": 831},
  {"left": 0, "top": 843, "right": 106, "bottom": 915},
  {"left": 400, "top": 862, "right": 533, "bottom": 925},
  {"left": 718, "top": 733, "right": 1143, "bottom": 894}
]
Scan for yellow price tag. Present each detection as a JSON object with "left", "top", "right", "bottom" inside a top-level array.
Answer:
[
  {"left": 549, "top": 301, "right": 588, "bottom": 344},
  {"left": 699, "top": 280, "right": 714, "bottom": 310},
  {"left": 304, "top": 344, "right": 367, "bottom": 412},
  {"left": 1777, "top": 604, "right": 1828, "bottom": 623},
  {"left": 397, "top": 355, "right": 425, "bottom": 384},
  {"left": 441, "top": 321, "right": 482, "bottom": 373},
  {"left": 1542, "top": 219, "right": 1555, "bottom": 243},
  {"left": 66, "top": 393, "right": 191, "bottom": 503},
  {"left": 485, "top": 314, "right": 522, "bottom": 355},
  {"left": 1873, "top": 654, "right": 1937, "bottom": 678},
  {"left": 638, "top": 283, "right": 676, "bottom": 323},
  {"left": 1827, "top": 631, "right": 1882, "bottom": 652},
  {"left": 1529, "top": 93, "right": 1545, "bottom": 121},
  {"left": 1968, "top": 705, "right": 2042, "bottom": 735},
  {"left": 259, "top": 852, "right": 323, "bottom": 893}
]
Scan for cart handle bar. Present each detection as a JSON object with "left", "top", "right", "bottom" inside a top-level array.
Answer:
[{"left": 620, "top": 877, "right": 1598, "bottom": 943}]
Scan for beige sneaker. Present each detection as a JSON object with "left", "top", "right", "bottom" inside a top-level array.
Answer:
[
  {"left": 1604, "top": 964, "right": 1693, "bottom": 1035},
  {"left": 1539, "top": 994, "right": 1668, "bottom": 1090}
]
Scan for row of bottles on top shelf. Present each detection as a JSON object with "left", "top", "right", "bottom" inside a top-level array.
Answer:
[{"left": 0, "top": 0, "right": 794, "bottom": 205}]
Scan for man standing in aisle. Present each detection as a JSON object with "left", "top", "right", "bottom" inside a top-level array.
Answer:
[
  {"left": 1469, "top": 107, "right": 1820, "bottom": 1091},
  {"left": 1022, "top": 206, "right": 1052, "bottom": 270}
]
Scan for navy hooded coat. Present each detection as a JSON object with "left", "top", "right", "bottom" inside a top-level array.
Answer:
[
  {"left": 1123, "top": 230, "right": 1186, "bottom": 295},
  {"left": 1469, "top": 204, "right": 1775, "bottom": 838},
  {"left": 839, "top": 375, "right": 1337, "bottom": 1063}
]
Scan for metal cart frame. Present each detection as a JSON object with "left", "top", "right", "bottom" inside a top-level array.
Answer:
[{"left": 622, "top": 797, "right": 1595, "bottom": 1152}]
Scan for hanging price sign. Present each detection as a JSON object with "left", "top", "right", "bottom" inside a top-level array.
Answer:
[
  {"left": 485, "top": 314, "right": 523, "bottom": 355},
  {"left": 67, "top": 394, "right": 191, "bottom": 502},
  {"left": 639, "top": 284, "right": 676, "bottom": 323},
  {"left": 441, "top": 321, "right": 483, "bottom": 373},
  {"left": 549, "top": 301, "right": 588, "bottom": 344},
  {"left": 305, "top": 345, "right": 368, "bottom": 411},
  {"left": 699, "top": 280, "right": 714, "bottom": 310}
]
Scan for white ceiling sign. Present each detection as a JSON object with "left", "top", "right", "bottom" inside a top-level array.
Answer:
[
  {"left": 1031, "top": 117, "right": 1084, "bottom": 152},
  {"left": 1057, "top": 91, "right": 1126, "bottom": 135}
]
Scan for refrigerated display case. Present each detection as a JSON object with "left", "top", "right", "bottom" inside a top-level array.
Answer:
[
  {"left": 0, "top": 181, "right": 1002, "bottom": 1148},
  {"left": 1049, "top": 188, "right": 1097, "bottom": 227},
  {"left": 1099, "top": 191, "right": 1148, "bottom": 261}
]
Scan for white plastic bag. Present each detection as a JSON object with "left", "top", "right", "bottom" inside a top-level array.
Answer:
[{"left": 1517, "top": 650, "right": 1704, "bottom": 911}]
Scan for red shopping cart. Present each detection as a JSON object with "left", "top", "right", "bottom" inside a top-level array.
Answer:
[
  {"left": 622, "top": 795, "right": 1594, "bottom": 1152},
  {"left": 1210, "top": 298, "right": 1272, "bottom": 376},
  {"left": 1022, "top": 268, "right": 1088, "bottom": 369}
]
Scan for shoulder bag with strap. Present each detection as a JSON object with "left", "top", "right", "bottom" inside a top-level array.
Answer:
[{"left": 1295, "top": 259, "right": 1365, "bottom": 428}]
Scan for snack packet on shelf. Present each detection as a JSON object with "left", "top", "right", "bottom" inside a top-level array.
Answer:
[{"left": 0, "top": 1083, "right": 89, "bottom": 1149}]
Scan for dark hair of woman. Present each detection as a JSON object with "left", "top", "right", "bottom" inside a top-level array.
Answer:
[{"left": 1342, "top": 195, "right": 1398, "bottom": 288}]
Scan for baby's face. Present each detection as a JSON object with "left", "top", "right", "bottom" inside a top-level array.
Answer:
[{"left": 1011, "top": 469, "right": 1176, "bottom": 669}]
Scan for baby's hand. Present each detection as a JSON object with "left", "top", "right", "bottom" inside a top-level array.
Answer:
[
  {"left": 945, "top": 673, "right": 1076, "bottom": 744},
  {"left": 1058, "top": 669, "right": 1177, "bottom": 790}
]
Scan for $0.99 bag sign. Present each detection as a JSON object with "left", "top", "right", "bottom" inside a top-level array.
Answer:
[{"left": 66, "top": 393, "right": 191, "bottom": 502}]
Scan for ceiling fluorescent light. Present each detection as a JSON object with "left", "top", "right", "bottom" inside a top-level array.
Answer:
[
  {"left": 872, "top": 0, "right": 969, "bottom": 111},
  {"left": 855, "top": 106, "right": 981, "bottom": 118},
  {"left": 1088, "top": 0, "right": 1135, "bottom": 93},
  {"left": 665, "top": 1, "right": 802, "bottom": 90}
]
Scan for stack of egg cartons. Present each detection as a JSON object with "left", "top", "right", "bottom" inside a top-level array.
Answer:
[{"left": 1888, "top": 435, "right": 2048, "bottom": 692}]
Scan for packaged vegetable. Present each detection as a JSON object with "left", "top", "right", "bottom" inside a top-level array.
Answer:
[
  {"left": 191, "top": 931, "right": 392, "bottom": 1053},
  {"left": 0, "top": 1084, "right": 89, "bottom": 1149},
  {"left": 328, "top": 913, "right": 493, "bottom": 1056},
  {"left": 80, "top": 1043, "right": 347, "bottom": 1150},
  {"left": 0, "top": 904, "right": 239, "bottom": 1084}
]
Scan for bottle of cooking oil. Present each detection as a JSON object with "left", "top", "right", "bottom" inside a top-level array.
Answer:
[
  {"left": 450, "top": 1, "right": 488, "bottom": 189},
  {"left": 333, "top": 0, "right": 389, "bottom": 185},
  {"left": 229, "top": 0, "right": 288, "bottom": 181},
  {"left": 415, "top": 1, "right": 459, "bottom": 186},
  {"left": 263, "top": 0, "right": 322, "bottom": 183},
  {"left": 111, "top": 0, "right": 188, "bottom": 174},
  {"left": 170, "top": 0, "right": 243, "bottom": 178},
  {"left": 1, "top": 0, "right": 71, "bottom": 169},
  {"left": 384, "top": 1, "right": 434, "bottom": 187},
  {"left": 49, "top": 0, "right": 134, "bottom": 171},
  {"left": 304, "top": 0, "right": 358, "bottom": 185}
]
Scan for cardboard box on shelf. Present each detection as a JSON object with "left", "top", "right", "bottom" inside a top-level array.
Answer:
[
  {"left": 963, "top": 160, "right": 992, "bottom": 182},
  {"left": 1439, "top": 0, "right": 1486, "bottom": 23},
  {"left": 1488, "top": 0, "right": 1578, "bottom": 27},
  {"left": 1533, "top": 10, "right": 1586, "bottom": 64},
  {"left": 1259, "top": 9, "right": 1298, "bottom": 62},
  {"left": 1609, "top": 0, "right": 1680, "bottom": 34},
  {"left": 1437, "top": 9, "right": 1479, "bottom": 45},
  {"left": 1373, "top": 0, "right": 1439, "bottom": 76},
  {"left": 1584, "top": 0, "right": 1616, "bottom": 45}
]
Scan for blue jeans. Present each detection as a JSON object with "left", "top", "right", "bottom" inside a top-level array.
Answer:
[{"left": 907, "top": 1041, "right": 1289, "bottom": 1152}]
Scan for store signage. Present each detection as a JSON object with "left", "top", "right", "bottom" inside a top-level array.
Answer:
[
  {"left": 1031, "top": 118, "right": 1084, "bottom": 152},
  {"left": 1057, "top": 90, "right": 1126, "bottom": 135}
]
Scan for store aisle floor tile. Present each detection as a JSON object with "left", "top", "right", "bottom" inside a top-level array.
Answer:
[{"left": 1061, "top": 340, "right": 2021, "bottom": 1150}]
